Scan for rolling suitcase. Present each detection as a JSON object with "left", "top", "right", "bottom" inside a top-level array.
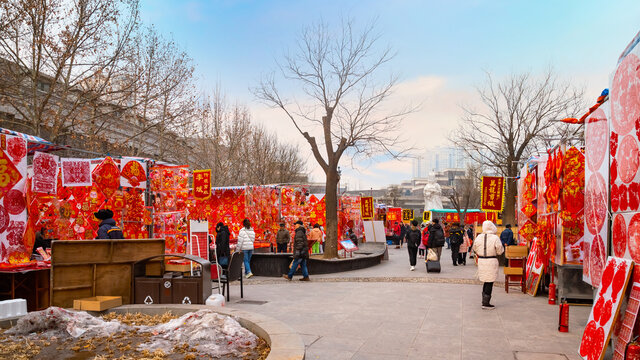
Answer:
[{"left": 426, "top": 260, "right": 441, "bottom": 273}]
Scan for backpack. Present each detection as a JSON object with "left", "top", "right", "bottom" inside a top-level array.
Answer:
[{"left": 450, "top": 229, "right": 464, "bottom": 246}]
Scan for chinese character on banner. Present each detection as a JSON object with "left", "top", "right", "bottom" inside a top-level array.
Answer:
[
  {"left": 402, "top": 209, "right": 414, "bottom": 223},
  {"left": 360, "top": 197, "right": 374, "bottom": 220},
  {"left": 193, "top": 169, "right": 211, "bottom": 200},
  {"left": 423, "top": 211, "right": 431, "bottom": 222},
  {"left": 481, "top": 176, "right": 505, "bottom": 212}
]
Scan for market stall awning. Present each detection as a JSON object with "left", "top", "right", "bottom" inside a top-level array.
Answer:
[
  {"left": 0, "top": 128, "right": 69, "bottom": 155},
  {"left": 427, "top": 208, "right": 484, "bottom": 213}
]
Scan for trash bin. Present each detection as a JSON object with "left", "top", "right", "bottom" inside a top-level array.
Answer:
[{"left": 133, "top": 254, "right": 211, "bottom": 305}]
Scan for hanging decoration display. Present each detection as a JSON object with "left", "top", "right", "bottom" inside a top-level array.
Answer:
[
  {"left": 92, "top": 156, "right": 120, "bottom": 200},
  {"left": 120, "top": 157, "right": 147, "bottom": 189},
  {"left": 480, "top": 176, "right": 505, "bottom": 212},
  {"left": 525, "top": 239, "right": 544, "bottom": 296},
  {"left": 559, "top": 146, "right": 585, "bottom": 265},
  {"left": 0, "top": 134, "right": 28, "bottom": 265},
  {"left": 61, "top": 158, "right": 92, "bottom": 187},
  {"left": 583, "top": 105, "right": 610, "bottom": 286},
  {"left": 580, "top": 257, "right": 633, "bottom": 360},
  {"left": 192, "top": 169, "right": 212, "bottom": 200},
  {"left": 32, "top": 152, "right": 58, "bottom": 194}
]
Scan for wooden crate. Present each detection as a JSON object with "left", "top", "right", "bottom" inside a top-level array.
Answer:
[
  {"left": 73, "top": 296, "right": 122, "bottom": 311},
  {"left": 51, "top": 239, "right": 165, "bottom": 308}
]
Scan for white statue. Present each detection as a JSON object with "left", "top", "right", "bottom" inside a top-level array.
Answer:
[{"left": 423, "top": 173, "right": 443, "bottom": 211}]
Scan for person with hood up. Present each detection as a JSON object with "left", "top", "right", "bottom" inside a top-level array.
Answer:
[
  {"left": 214, "top": 222, "right": 231, "bottom": 267},
  {"left": 404, "top": 220, "right": 422, "bottom": 271},
  {"left": 237, "top": 219, "right": 255, "bottom": 278},
  {"left": 94, "top": 209, "right": 123, "bottom": 239},
  {"left": 427, "top": 218, "right": 446, "bottom": 260},
  {"left": 283, "top": 220, "right": 310, "bottom": 281},
  {"left": 472, "top": 220, "right": 505, "bottom": 309},
  {"left": 449, "top": 222, "right": 464, "bottom": 266},
  {"left": 275, "top": 222, "right": 291, "bottom": 253}
]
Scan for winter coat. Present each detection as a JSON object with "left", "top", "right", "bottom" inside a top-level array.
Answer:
[
  {"left": 472, "top": 221, "right": 505, "bottom": 283},
  {"left": 276, "top": 228, "right": 290, "bottom": 244},
  {"left": 449, "top": 226, "right": 464, "bottom": 246},
  {"left": 393, "top": 224, "right": 402, "bottom": 236},
  {"left": 237, "top": 227, "right": 255, "bottom": 251},
  {"left": 293, "top": 227, "right": 309, "bottom": 260},
  {"left": 427, "top": 223, "right": 445, "bottom": 248},
  {"left": 308, "top": 228, "right": 323, "bottom": 243},
  {"left": 215, "top": 226, "right": 231, "bottom": 260},
  {"left": 97, "top": 218, "right": 123, "bottom": 239},
  {"left": 500, "top": 228, "right": 515, "bottom": 247},
  {"left": 405, "top": 228, "right": 422, "bottom": 248},
  {"left": 459, "top": 230, "right": 470, "bottom": 253}
]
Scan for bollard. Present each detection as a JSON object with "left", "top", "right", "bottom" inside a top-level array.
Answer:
[
  {"left": 548, "top": 282, "right": 557, "bottom": 305},
  {"left": 558, "top": 301, "right": 569, "bottom": 332}
]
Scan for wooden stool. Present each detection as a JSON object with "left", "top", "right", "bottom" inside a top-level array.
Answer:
[{"left": 504, "top": 245, "right": 527, "bottom": 293}]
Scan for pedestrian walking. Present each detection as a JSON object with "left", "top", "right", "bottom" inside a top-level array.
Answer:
[
  {"left": 399, "top": 223, "right": 407, "bottom": 248},
  {"left": 449, "top": 222, "right": 464, "bottom": 266},
  {"left": 214, "top": 222, "right": 231, "bottom": 268},
  {"left": 405, "top": 220, "right": 421, "bottom": 270},
  {"left": 466, "top": 224, "right": 475, "bottom": 259},
  {"left": 275, "top": 222, "right": 290, "bottom": 253},
  {"left": 427, "top": 218, "right": 445, "bottom": 261},
  {"left": 237, "top": 219, "right": 255, "bottom": 279},
  {"left": 283, "top": 220, "right": 310, "bottom": 281},
  {"left": 472, "top": 220, "right": 505, "bottom": 310},
  {"left": 418, "top": 223, "right": 428, "bottom": 258},
  {"left": 458, "top": 226, "right": 470, "bottom": 265},
  {"left": 498, "top": 224, "right": 515, "bottom": 266},
  {"left": 443, "top": 221, "right": 451, "bottom": 249}
]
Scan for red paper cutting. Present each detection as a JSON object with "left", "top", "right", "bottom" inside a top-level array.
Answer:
[{"left": 92, "top": 157, "right": 120, "bottom": 200}]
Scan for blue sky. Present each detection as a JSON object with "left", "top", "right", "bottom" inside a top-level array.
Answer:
[{"left": 140, "top": 0, "right": 640, "bottom": 189}]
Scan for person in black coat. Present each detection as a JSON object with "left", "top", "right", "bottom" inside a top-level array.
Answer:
[
  {"left": 427, "top": 218, "right": 445, "bottom": 261},
  {"left": 284, "top": 220, "right": 310, "bottom": 281},
  {"left": 449, "top": 222, "right": 464, "bottom": 266},
  {"left": 399, "top": 223, "right": 408, "bottom": 248},
  {"left": 405, "top": 220, "right": 422, "bottom": 271},
  {"left": 214, "top": 222, "right": 231, "bottom": 267},
  {"left": 94, "top": 209, "right": 123, "bottom": 239}
]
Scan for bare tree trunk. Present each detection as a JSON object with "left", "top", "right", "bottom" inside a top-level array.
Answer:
[
  {"left": 324, "top": 169, "right": 339, "bottom": 258},
  {"left": 504, "top": 180, "right": 517, "bottom": 225}
]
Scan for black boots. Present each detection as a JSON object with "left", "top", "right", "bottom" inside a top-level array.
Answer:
[{"left": 482, "top": 294, "right": 495, "bottom": 310}]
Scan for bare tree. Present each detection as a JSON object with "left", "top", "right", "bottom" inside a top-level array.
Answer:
[
  {"left": 451, "top": 70, "right": 584, "bottom": 225},
  {"left": 446, "top": 165, "right": 482, "bottom": 223},
  {"left": 254, "top": 20, "right": 412, "bottom": 258},
  {"left": 0, "top": 0, "right": 139, "bottom": 142},
  {"left": 192, "top": 89, "right": 307, "bottom": 186}
]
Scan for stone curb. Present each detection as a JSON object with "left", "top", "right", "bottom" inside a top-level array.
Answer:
[{"left": 107, "top": 304, "right": 305, "bottom": 360}]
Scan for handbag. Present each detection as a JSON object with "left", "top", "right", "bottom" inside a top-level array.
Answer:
[{"left": 427, "top": 248, "right": 438, "bottom": 261}]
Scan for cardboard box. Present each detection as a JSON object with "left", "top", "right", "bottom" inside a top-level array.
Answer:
[{"left": 73, "top": 296, "right": 122, "bottom": 311}]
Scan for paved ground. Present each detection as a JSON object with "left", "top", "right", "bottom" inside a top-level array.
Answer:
[{"left": 224, "top": 245, "right": 592, "bottom": 360}]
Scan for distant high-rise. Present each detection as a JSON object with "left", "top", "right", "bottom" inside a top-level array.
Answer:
[{"left": 412, "top": 146, "right": 470, "bottom": 178}]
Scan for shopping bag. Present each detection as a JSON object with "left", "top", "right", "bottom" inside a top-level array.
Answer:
[{"left": 427, "top": 248, "right": 438, "bottom": 261}]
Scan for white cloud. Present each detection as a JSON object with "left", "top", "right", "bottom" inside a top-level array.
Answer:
[{"left": 250, "top": 75, "right": 479, "bottom": 189}]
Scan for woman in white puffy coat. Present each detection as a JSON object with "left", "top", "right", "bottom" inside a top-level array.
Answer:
[
  {"left": 237, "top": 219, "right": 255, "bottom": 278},
  {"left": 472, "top": 220, "right": 504, "bottom": 309}
]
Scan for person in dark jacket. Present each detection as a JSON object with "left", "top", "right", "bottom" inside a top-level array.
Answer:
[
  {"left": 214, "top": 222, "right": 231, "bottom": 267},
  {"left": 500, "top": 224, "right": 514, "bottom": 247},
  {"left": 275, "top": 222, "right": 290, "bottom": 253},
  {"left": 348, "top": 228, "right": 358, "bottom": 246},
  {"left": 449, "top": 222, "right": 464, "bottom": 266},
  {"left": 405, "top": 220, "right": 422, "bottom": 271},
  {"left": 94, "top": 209, "right": 123, "bottom": 239},
  {"left": 427, "top": 218, "right": 445, "bottom": 261},
  {"left": 399, "top": 223, "right": 407, "bottom": 248},
  {"left": 498, "top": 224, "right": 515, "bottom": 266},
  {"left": 284, "top": 220, "right": 310, "bottom": 281}
]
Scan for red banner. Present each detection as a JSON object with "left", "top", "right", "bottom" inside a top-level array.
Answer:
[
  {"left": 360, "top": 197, "right": 374, "bottom": 220},
  {"left": 481, "top": 176, "right": 505, "bottom": 212},
  {"left": 193, "top": 169, "right": 211, "bottom": 200}
]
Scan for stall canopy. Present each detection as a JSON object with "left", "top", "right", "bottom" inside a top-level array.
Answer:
[{"left": 0, "top": 128, "right": 69, "bottom": 154}]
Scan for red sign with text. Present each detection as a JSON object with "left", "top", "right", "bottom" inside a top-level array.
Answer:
[
  {"left": 360, "top": 197, "right": 374, "bottom": 220},
  {"left": 481, "top": 176, "right": 505, "bottom": 212},
  {"left": 193, "top": 169, "right": 211, "bottom": 200}
]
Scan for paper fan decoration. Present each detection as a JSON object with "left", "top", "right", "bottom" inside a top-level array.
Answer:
[{"left": 121, "top": 158, "right": 147, "bottom": 188}]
